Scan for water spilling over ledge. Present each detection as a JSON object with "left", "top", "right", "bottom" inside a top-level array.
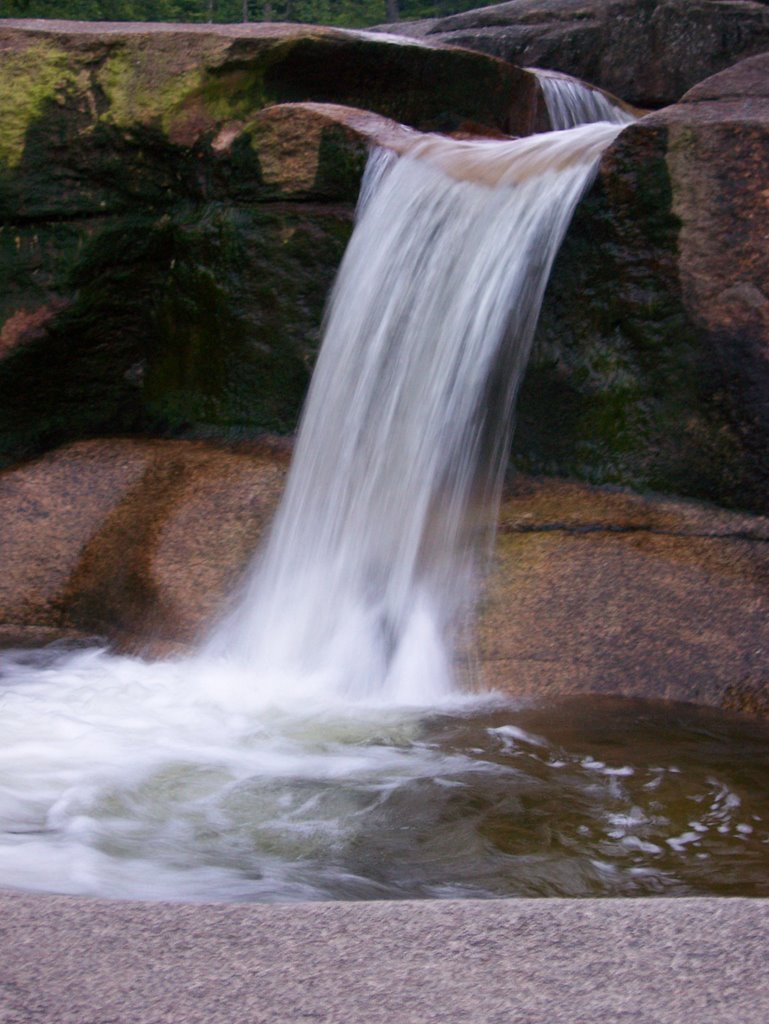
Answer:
[
  {"left": 531, "top": 69, "right": 639, "bottom": 131},
  {"left": 204, "top": 122, "right": 624, "bottom": 705},
  {"left": 1, "top": 116, "right": 768, "bottom": 903}
]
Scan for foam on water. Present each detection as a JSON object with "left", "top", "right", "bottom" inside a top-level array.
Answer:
[
  {"left": 203, "top": 122, "right": 624, "bottom": 705},
  {"left": 0, "top": 123, "right": 630, "bottom": 899},
  {"left": 1, "top": 645, "right": 768, "bottom": 899}
]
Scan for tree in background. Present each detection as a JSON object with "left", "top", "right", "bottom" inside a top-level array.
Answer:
[{"left": 3, "top": 0, "right": 480, "bottom": 25}]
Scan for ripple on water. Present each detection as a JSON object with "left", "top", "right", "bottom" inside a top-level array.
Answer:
[{"left": 0, "top": 646, "right": 767, "bottom": 902}]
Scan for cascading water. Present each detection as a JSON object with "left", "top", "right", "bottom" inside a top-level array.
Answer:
[
  {"left": 2, "top": 117, "right": 765, "bottom": 902},
  {"left": 531, "top": 68, "right": 637, "bottom": 130},
  {"left": 203, "top": 124, "right": 623, "bottom": 706}
]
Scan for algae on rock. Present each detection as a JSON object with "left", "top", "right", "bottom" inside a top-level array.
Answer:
[{"left": 0, "top": 22, "right": 537, "bottom": 468}]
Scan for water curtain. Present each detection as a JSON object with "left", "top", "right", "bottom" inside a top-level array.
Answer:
[
  {"left": 205, "top": 123, "right": 625, "bottom": 706},
  {"left": 532, "top": 69, "right": 637, "bottom": 130}
]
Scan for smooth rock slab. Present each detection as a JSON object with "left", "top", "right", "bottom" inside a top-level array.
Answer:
[
  {"left": 480, "top": 477, "right": 769, "bottom": 715},
  {"left": 0, "top": 893, "right": 767, "bottom": 1024},
  {"left": 0, "top": 21, "right": 536, "bottom": 464},
  {"left": 2, "top": 438, "right": 769, "bottom": 715},
  {"left": 0, "top": 438, "right": 289, "bottom": 646}
]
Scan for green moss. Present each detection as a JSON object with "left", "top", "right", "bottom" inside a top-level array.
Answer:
[
  {"left": 0, "top": 200, "right": 354, "bottom": 465},
  {"left": 96, "top": 43, "right": 207, "bottom": 133},
  {"left": 314, "top": 125, "right": 369, "bottom": 198},
  {"left": 200, "top": 67, "right": 268, "bottom": 123},
  {"left": 0, "top": 43, "right": 77, "bottom": 169},
  {"left": 142, "top": 203, "right": 353, "bottom": 431},
  {"left": 198, "top": 40, "right": 302, "bottom": 124},
  {"left": 512, "top": 143, "right": 766, "bottom": 511},
  {"left": 0, "top": 221, "right": 95, "bottom": 323},
  {"left": 97, "top": 38, "right": 296, "bottom": 141}
]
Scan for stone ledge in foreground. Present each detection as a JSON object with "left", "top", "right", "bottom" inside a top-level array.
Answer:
[{"left": 0, "top": 892, "right": 767, "bottom": 1024}]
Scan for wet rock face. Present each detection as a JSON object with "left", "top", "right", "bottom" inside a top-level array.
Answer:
[
  {"left": 376, "top": 0, "right": 769, "bottom": 109},
  {"left": 0, "top": 22, "right": 537, "bottom": 468},
  {"left": 2, "top": 439, "right": 769, "bottom": 716},
  {"left": 0, "top": 194, "right": 354, "bottom": 453},
  {"left": 516, "top": 51, "right": 769, "bottom": 514},
  {"left": 1, "top": 20, "right": 767, "bottom": 517},
  {"left": 1, "top": 20, "right": 767, "bottom": 723}
]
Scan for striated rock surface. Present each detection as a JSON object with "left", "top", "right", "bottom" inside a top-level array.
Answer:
[
  {"left": 516, "top": 51, "right": 769, "bottom": 514},
  {"left": 377, "top": 0, "right": 769, "bottom": 109},
  {"left": 0, "top": 21, "right": 536, "bottom": 468},
  {"left": 480, "top": 477, "right": 769, "bottom": 716},
  {"left": 0, "top": 438, "right": 289, "bottom": 648},
  {"left": 2, "top": 438, "right": 769, "bottom": 716}
]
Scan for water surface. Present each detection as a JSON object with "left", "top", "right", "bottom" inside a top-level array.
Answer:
[{"left": 1, "top": 644, "right": 766, "bottom": 901}]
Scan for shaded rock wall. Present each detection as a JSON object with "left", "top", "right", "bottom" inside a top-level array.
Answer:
[
  {"left": 3, "top": 21, "right": 767, "bottom": 515},
  {"left": 1, "top": 198, "right": 354, "bottom": 447},
  {"left": 515, "top": 52, "right": 769, "bottom": 513}
]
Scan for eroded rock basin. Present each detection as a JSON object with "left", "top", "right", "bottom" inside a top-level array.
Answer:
[
  {"left": 0, "top": 639, "right": 767, "bottom": 902},
  {"left": 2, "top": 442, "right": 768, "bottom": 902}
]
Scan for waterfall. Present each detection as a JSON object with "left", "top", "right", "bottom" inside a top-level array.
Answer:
[
  {"left": 0, "top": 121, "right": 628, "bottom": 900},
  {"left": 532, "top": 69, "right": 637, "bottom": 130},
  {"left": 204, "top": 123, "right": 625, "bottom": 706}
]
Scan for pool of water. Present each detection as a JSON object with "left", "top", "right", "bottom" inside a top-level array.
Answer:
[{"left": 0, "top": 644, "right": 767, "bottom": 901}]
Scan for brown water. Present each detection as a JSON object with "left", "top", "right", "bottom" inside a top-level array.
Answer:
[{"left": 363, "top": 695, "right": 769, "bottom": 899}]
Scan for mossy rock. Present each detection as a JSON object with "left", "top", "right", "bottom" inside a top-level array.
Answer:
[
  {"left": 515, "top": 53, "right": 769, "bottom": 514},
  {"left": 0, "top": 20, "right": 536, "bottom": 468},
  {"left": 0, "top": 100, "right": 412, "bottom": 466},
  {"left": 514, "top": 156, "right": 743, "bottom": 501},
  {"left": 0, "top": 201, "right": 353, "bottom": 466},
  {"left": 0, "top": 22, "right": 536, "bottom": 218}
]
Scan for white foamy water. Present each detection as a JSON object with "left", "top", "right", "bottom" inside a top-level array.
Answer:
[
  {"left": 0, "top": 123, "right": 627, "bottom": 900},
  {"left": 531, "top": 69, "right": 637, "bottom": 130},
  {"left": 204, "top": 122, "right": 624, "bottom": 705}
]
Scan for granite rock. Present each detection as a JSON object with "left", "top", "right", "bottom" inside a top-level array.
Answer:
[
  {"left": 516, "top": 51, "right": 769, "bottom": 514},
  {"left": 377, "top": 0, "right": 769, "bottom": 108},
  {"left": 2, "top": 439, "right": 768, "bottom": 716}
]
